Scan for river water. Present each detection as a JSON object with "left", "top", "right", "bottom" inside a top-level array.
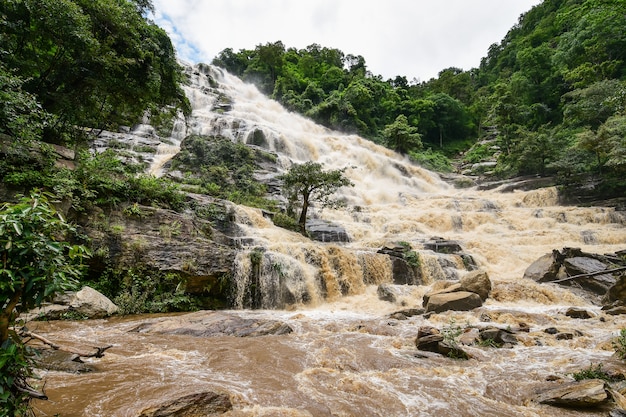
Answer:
[{"left": 31, "top": 64, "right": 625, "bottom": 416}]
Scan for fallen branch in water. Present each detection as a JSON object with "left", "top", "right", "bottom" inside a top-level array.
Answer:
[
  {"left": 21, "top": 330, "right": 113, "bottom": 359},
  {"left": 551, "top": 266, "right": 626, "bottom": 284}
]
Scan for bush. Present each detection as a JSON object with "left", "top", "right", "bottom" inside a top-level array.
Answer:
[
  {"left": 409, "top": 148, "right": 453, "bottom": 173},
  {"left": 613, "top": 329, "right": 626, "bottom": 360}
]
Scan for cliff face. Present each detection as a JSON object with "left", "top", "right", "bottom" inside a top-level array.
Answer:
[{"left": 79, "top": 195, "right": 238, "bottom": 309}]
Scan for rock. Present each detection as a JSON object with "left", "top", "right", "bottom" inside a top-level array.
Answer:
[
  {"left": 533, "top": 379, "right": 608, "bottom": 407},
  {"left": 604, "top": 275, "right": 626, "bottom": 307},
  {"left": 563, "top": 257, "right": 616, "bottom": 294},
  {"left": 436, "top": 341, "right": 470, "bottom": 359},
  {"left": 137, "top": 391, "right": 232, "bottom": 417},
  {"left": 544, "top": 327, "right": 559, "bottom": 335},
  {"left": 21, "top": 286, "right": 118, "bottom": 321},
  {"left": 35, "top": 349, "right": 95, "bottom": 373},
  {"left": 377, "top": 283, "right": 417, "bottom": 304},
  {"left": 523, "top": 253, "right": 560, "bottom": 282},
  {"left": 387, "top": 308, "right": 424, "bottom": 320},
  {"left": 459, "top": 270, "right": 492, "bottom": 301},
  {"left": 555, "top": 332, "right": 574, "bottom": 340},
  {"left": 377, "top": 244, "right": 421, "bottom": 285},
  {"left": 130, "top": 311, "right": 293, "bottom": 338},
  {"left": 425, "top": 291, "right": 483, "bottom": 314},
  {"left": 605, "top": 306, "right": 626, "bottom": 315},
  {"left": 422, "top": 283, "right": 462, "bottom": 306},
  {"left": 22, "top": 304, "right": 72, "bottom": 321},
  {"left": 458, "top": 328, "right": 480, "bottom": 345},
  {"left": 565, "top": 307, "right": 594, "bottom": 319},
  {"left": 306, "top": 219, "right": 350, "bottom": 243},
  {"left": 479, "top": 327, "right": 518, "bottom": 346},
  {"left": 525, "top": 248, "right": 626, "bottom": 299},
  {"left": 377, "top": 283, "right": 398, "bottom": 302},
  {"left": 414, "top": 326, "right": 470, "bottom": 359},
  {"left": 423, "top": 238, "right": 463, "bottom": 254},
  {"left": 70, "top": 286, "right": 118, "bottom": 318}
]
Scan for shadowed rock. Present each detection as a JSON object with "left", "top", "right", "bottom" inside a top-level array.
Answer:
[{"left": 138, "top": 391, "right": 232, "bottom": 417}]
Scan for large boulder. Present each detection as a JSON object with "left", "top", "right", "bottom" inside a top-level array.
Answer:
[
  {"left": 138, "top": 391, "right": 232, "bottom": 417},
  {"left": 23, "top": 286, "right": 118, "bottom": 321},
  {"left": 425, "top": 291, "right": 483, "bottom": 313},
  {"left": 377, "top": 244, "right": 421, "bottom": 285},
  {"left": 306, "top": 219, "right": 350, "bottom": 243},
  {"left": 459, "top": 270, "right": 491, "bottom": 301},
  {"left": 533, "top": 379, "right": 608, "bottom": 407},
  {"left": 129, "top": 311, "right": 293, "bottom": 338},
  {"left": 70, "top": 286, "right": 118, "bottom": 318},
  {"left": 523, "top": 252, "right": 560, "bottom": 282},
  {"left": 525, "top": 248, "right": 625, "bottom": 297}
]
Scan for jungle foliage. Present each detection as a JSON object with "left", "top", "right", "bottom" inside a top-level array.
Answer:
[
  {"left": 0, "top": 0, "right": 190, "bottom": 144},
  {"left": 214, "top": 0, "right": 626, "bottom": 196}
]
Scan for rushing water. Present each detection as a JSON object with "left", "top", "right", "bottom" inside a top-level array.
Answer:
[{"left": 31, "top": 64, "right": 625, "bottom": 417}]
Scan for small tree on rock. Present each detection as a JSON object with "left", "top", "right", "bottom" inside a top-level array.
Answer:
[{"left": 279, "top": 161, "right": 354, "bottom": 235}]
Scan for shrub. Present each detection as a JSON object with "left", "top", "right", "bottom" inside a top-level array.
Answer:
[{"left": 613, "top": 328, "right": 626, "bottom": 360}]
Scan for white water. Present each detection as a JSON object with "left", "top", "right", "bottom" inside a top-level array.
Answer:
[{"left": 31, "top": 64, "right": 626, "bottom": 417}]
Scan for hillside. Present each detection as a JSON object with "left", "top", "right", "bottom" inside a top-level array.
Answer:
[{"left": 212, "top": 0, "right": 626, "bottom": 201}]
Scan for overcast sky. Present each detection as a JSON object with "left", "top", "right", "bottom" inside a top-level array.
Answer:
[{"left": 152, "top": 0, "right": 542, "bottom": 82}]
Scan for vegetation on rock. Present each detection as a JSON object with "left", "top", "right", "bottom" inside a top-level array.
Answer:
[{"left": 278, "top": 161, "right": 354, "bottom": 235}]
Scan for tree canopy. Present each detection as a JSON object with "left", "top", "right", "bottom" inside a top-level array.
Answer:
[
  {"left": 213, "top": 0, "right": 626, "bottom": 197},
  {"left": 278, "top": 162, "right": 354, "bottom": 235},
  {"left": 0, "top": 0, "right": 190, "bottom": 143}
]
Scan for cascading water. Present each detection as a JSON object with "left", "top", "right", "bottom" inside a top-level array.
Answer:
[{"left": 31, "top": 64, "right": 626, "bottom": 417}]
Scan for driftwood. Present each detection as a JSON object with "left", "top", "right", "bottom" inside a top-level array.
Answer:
[
  {"left": 551, "top": 266, "right": 626, "bottom": 284},
  {"left": 22, "top": 330, "right": 113, "bottom": 359}
]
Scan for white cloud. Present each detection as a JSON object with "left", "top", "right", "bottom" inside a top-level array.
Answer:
[{"left": 152, "top": 0, "right": 542, "bottom": 81}]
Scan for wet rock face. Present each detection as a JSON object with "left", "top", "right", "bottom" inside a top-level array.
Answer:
[
  {"left": 306, "top": 219, "right": 350, "bottom": 243},
  {"left": 421, "top": 270, "right": 492, "bottom": 313},
  {"left": 533, "top": 379, "right": 608, "bottom": 407},
  {"left": 84, "top": 203, "right": 236, "bottom": 303},
  {"left": 137, "top": 391, "right": 232, "bottom": 417},
  {"left": 425, "top": 291, "right": 483, "bottom": 313},
  {"left": 525, "top": 248, "right": 625, "bottom": 298},
  {"left": 129, "top": 311, "right": 293, "bottom": 338}
]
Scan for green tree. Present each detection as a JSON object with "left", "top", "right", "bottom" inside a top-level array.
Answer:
[
  {"left": 0, "top": 191, "right": 89, "bottom": 413},
  {"left": 383, "top": 114, "right": 423, "bottom": 154},
  {"left": 0, "top": 0, "right": 189, "bottom": 141},
  {"left": 279, "top": 162, "right": 353, "bottom": 235}
]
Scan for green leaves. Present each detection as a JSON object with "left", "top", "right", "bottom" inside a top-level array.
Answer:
[
  {"left": 0, "top": 0, "right": 189, "bottom": 141},
  {"left": 0, "top": 191, "right": 90, "bottom": 345},
  {"left": 278, "top": 161, "right": 354, "bottom": 235}
]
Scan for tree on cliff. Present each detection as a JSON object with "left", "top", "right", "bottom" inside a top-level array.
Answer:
[
  {"left": 0, "top": 191, "right": 89, "bottom": 413},
  {"left": 279, "top": 161, "right": 353, "bottom": 235}
]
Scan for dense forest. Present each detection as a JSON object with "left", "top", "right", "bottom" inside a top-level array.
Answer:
[{"left": 213, "top": 0, "right": 626, "bottom": 198}]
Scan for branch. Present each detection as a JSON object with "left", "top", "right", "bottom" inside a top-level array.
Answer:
[
  {"left": 551, "top": 266, "right": 626, "bottom": 284},
  {"left": 16, "top": 383, "right": 48, "bottom": 400},
  {"left": 22, "top": 331, "right": 113, "bottom": 358}
]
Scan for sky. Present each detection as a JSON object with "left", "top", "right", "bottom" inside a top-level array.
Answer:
[{"left": 152, "top": 0, "right": 542, "bottom": 82}]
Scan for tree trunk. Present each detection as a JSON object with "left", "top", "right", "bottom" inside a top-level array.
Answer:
[
  {"left": 298, "top": 194, "right": 310, "bottom": 236},
  {"left": 0, "top": 291, "right": 21, "bottom": 345}
]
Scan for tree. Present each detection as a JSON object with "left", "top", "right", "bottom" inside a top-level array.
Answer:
[
  {"left": 279, "top": 162, "right": 353, "bottom": 235},
  {"left": 0, "top": 191, "right": 89, "bottom": 413},
  {"left": 0, "top": 0, "right": 190, "bottom": 141},
  {"left": 383, "top": 114, "right": 422, "bottom": 154}
]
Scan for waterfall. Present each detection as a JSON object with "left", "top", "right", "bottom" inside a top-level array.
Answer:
[
  {"left": 35, "top": 63, "right": 626, "bottom": 417},
  {"left": 165, "top": 62, "right": 626, "bottom": 309}
]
